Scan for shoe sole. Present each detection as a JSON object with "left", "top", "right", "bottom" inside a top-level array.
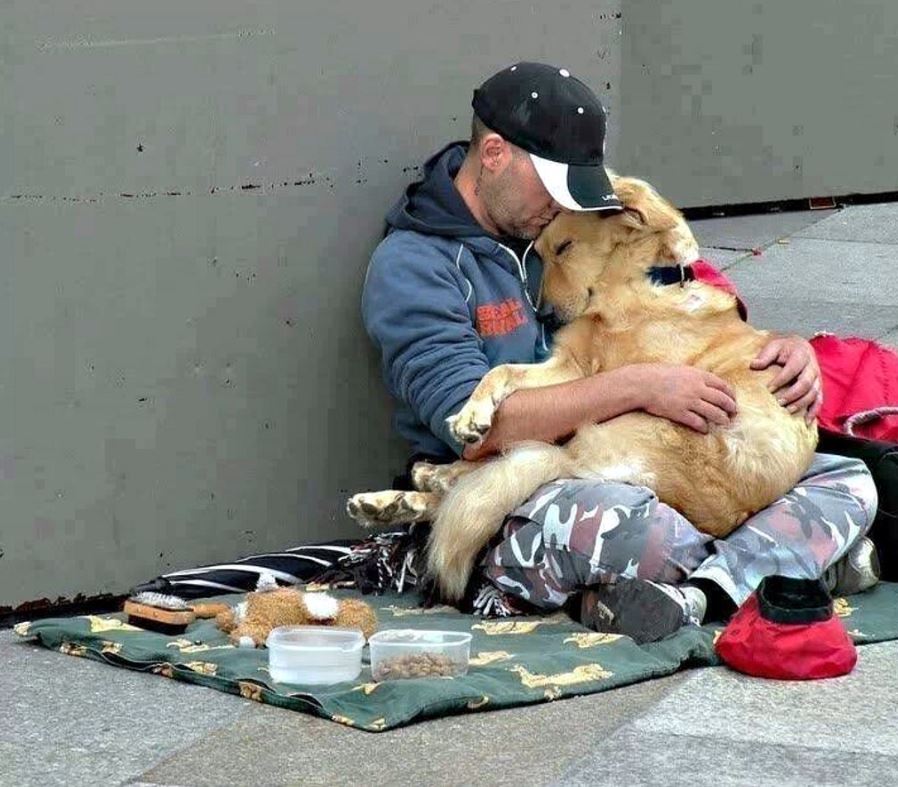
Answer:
[{"left": 581, "top": 581, "right": 687, "bottom": 645}]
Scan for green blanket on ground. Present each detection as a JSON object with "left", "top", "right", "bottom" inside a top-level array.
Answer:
[{"left": 14, "top": 583, "right": 898, "bottom": 732}]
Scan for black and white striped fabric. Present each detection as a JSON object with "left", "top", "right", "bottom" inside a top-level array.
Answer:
[{"left": 131, "top": 540, "right": 360, "bottom": 599}]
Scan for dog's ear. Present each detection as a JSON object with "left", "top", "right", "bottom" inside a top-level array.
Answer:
[
  {"left": 619, "top": 205, "right": 648, "bottom": 230},
  {"left": 613, "top": 176, "right": 681, "bottom": 232},
  {"left": 609, "top": 176, "right": 646, "bottom": 229}
]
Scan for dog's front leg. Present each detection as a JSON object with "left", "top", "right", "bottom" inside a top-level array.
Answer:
[{"left": 447, "top": 352, "right": 585, "bottom": 445}]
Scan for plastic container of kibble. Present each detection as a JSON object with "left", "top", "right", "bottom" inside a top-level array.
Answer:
[
  {"left": 266, "top": 626, "right": 365, "bottom": 685},
  {"left": 368, "top": 629, "right": 473, "bottom": 681}
]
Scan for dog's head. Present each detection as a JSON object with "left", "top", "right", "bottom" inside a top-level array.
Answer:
[{"left": 535, "top": 173, "right": 699, "bottom": 322}]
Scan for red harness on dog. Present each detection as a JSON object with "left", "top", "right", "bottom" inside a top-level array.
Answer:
[{"left": 691, "top": 259, "right": 748, "bottom": 320}]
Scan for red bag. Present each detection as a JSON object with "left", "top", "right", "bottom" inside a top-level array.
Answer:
[
  {"left": 809, "top": 334, "right": 898, "bottom": 443},
  {"left": 715, "top": 576, "right": 857, "bottom": 680}
]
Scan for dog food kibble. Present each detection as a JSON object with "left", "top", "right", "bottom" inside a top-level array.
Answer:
[{"left": 373, "top": 652, "right": 463, "bottom": 680}]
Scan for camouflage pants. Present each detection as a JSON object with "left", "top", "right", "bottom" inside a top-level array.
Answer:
[{"left": 483, "top": 453, "right": 878, "bottom": 609}]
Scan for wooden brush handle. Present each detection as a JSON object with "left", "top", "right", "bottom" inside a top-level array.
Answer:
[
  {"left": 123, "top": 600, "right": 196, "bottom": 626},
  {"left": 192, "top": 602, "right": 232, "bottom": 619}
]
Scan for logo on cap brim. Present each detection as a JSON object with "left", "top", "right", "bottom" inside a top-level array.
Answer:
[{"left": 530, "top": 153, "right": 622, "bottom": 212}]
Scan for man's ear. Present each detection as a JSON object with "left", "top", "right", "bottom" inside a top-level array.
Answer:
[{"left": 479, "top": 133, "right": 511, "bottom": 173}]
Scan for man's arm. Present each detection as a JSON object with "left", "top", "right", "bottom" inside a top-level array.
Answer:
[
  {"left": 362, "top": 235, "right": 492, "bottom": 457},
  {"left": 465, "top": 363, "right": 739, "bottom": 460}
]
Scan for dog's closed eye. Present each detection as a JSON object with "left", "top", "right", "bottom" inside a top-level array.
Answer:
[{"left": 554, "top": 239, "right": 573, "bottom": 257}]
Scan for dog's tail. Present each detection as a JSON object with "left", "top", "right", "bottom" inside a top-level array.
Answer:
[{"left": 426, "top": 442, "right": 571, "bottom": 602}]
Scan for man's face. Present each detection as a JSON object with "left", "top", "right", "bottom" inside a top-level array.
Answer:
[{"left": 479, "top": 142, "right": 566, "bottom": 240}]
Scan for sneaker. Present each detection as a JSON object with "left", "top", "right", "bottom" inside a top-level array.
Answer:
[
  {"left": 823, "top": 537, "right": 881, "bottom": 596},
  {"left": 579, "top": 579, "right": 707, "bottom": 645}
]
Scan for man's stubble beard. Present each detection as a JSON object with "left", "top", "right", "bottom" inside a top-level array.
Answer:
[{"left": 481, "top": 171, "right": 538, "bottom": 241}]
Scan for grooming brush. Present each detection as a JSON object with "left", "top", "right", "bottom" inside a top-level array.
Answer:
[{"left": 123, "top": 591, "right": 196, "bottom": 634}]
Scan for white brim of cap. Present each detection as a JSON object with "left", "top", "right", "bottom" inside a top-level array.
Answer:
[{"left": 529, "top": 152, "right": 621, "bottom": 212}]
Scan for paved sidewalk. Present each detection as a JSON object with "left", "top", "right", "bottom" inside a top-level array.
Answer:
[
  {"left": 3, "top": 202, "right": 897, "bottom": 787},
  {"left": 692, "top": 203, "right": 898, "bottom": 346}
]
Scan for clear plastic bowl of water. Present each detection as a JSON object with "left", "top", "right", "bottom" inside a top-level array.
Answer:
[{"left": 266, "top": 625, "right": 365, "bottom": 685}]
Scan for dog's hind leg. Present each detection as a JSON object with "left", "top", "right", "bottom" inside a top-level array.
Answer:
[
  {"left": 346, "top": 490, "right": 440, "bottom": 529},
  {"left": 427, "top": 442, "right": 572, "bottom": 602},
  {"left": 346, "top": 460, "right": 483, "bottom": 531},
  {"left": 411, "top": 460, "right": 480, "bottom": 494}
]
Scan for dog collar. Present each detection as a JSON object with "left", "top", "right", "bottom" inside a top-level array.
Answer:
[{"left": 647, "top": 264, "right": 695, "bottom": 287}]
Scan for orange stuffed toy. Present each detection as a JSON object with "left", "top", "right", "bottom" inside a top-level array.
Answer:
[{"left": 213, "top": 574, "right": 378, "bottom": 648}]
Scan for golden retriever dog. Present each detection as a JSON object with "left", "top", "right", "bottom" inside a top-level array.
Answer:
[{"left": 347, "top": 175, "right": 818, "bottom": 602}]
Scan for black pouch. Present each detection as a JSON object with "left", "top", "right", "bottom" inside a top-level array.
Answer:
[{"left": 818, "top": 428, "right": 898, "bottom": 581}]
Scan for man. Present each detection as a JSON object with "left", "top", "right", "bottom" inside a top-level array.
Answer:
[{"left": 361, "top": 62, "right": 879, "bottom": 642}]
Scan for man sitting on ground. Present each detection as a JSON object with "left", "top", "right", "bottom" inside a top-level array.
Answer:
[{"left": 361, "top": 62, "right": 880, "bottom": 642}]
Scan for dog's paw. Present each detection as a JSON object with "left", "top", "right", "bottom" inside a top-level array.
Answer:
[
  {"left": 447, "top": 400, "right": 494, "bottom": 445},
  {"left": 411, "top": 461, "right": 439, "bottom": 492},
  {"left": 346, "top": 491, "right": 431, "bottom": 527},
  {"left": 412, "top": 461, "right": 469, "bottom": 494}
]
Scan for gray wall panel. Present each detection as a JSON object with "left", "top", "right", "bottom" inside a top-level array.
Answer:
[
  {"left": 1, "top": 1, "right": 623, "bottom": 607},
  {"left": 618, "top": 0, "right": 898, "bottom": 207}
]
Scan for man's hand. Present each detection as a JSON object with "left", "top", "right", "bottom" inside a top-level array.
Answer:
[
  {"left": 750, "top": 334, "right": 822, "bottom": 425},
  {"left": 635, "top": 364, "right": 738, "bottom": 434}
]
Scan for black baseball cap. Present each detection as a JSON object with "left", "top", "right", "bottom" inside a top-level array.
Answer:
[{"left": 472, "top": 62, "right": 622, "bottom": 212}]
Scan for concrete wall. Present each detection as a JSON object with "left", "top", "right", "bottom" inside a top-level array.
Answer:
[
  {"left": 617, "top": 0, "right": 898, "bottom": 207},
  {"left": 1, "top": 1, "right": 624, "bottom": 608}
]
